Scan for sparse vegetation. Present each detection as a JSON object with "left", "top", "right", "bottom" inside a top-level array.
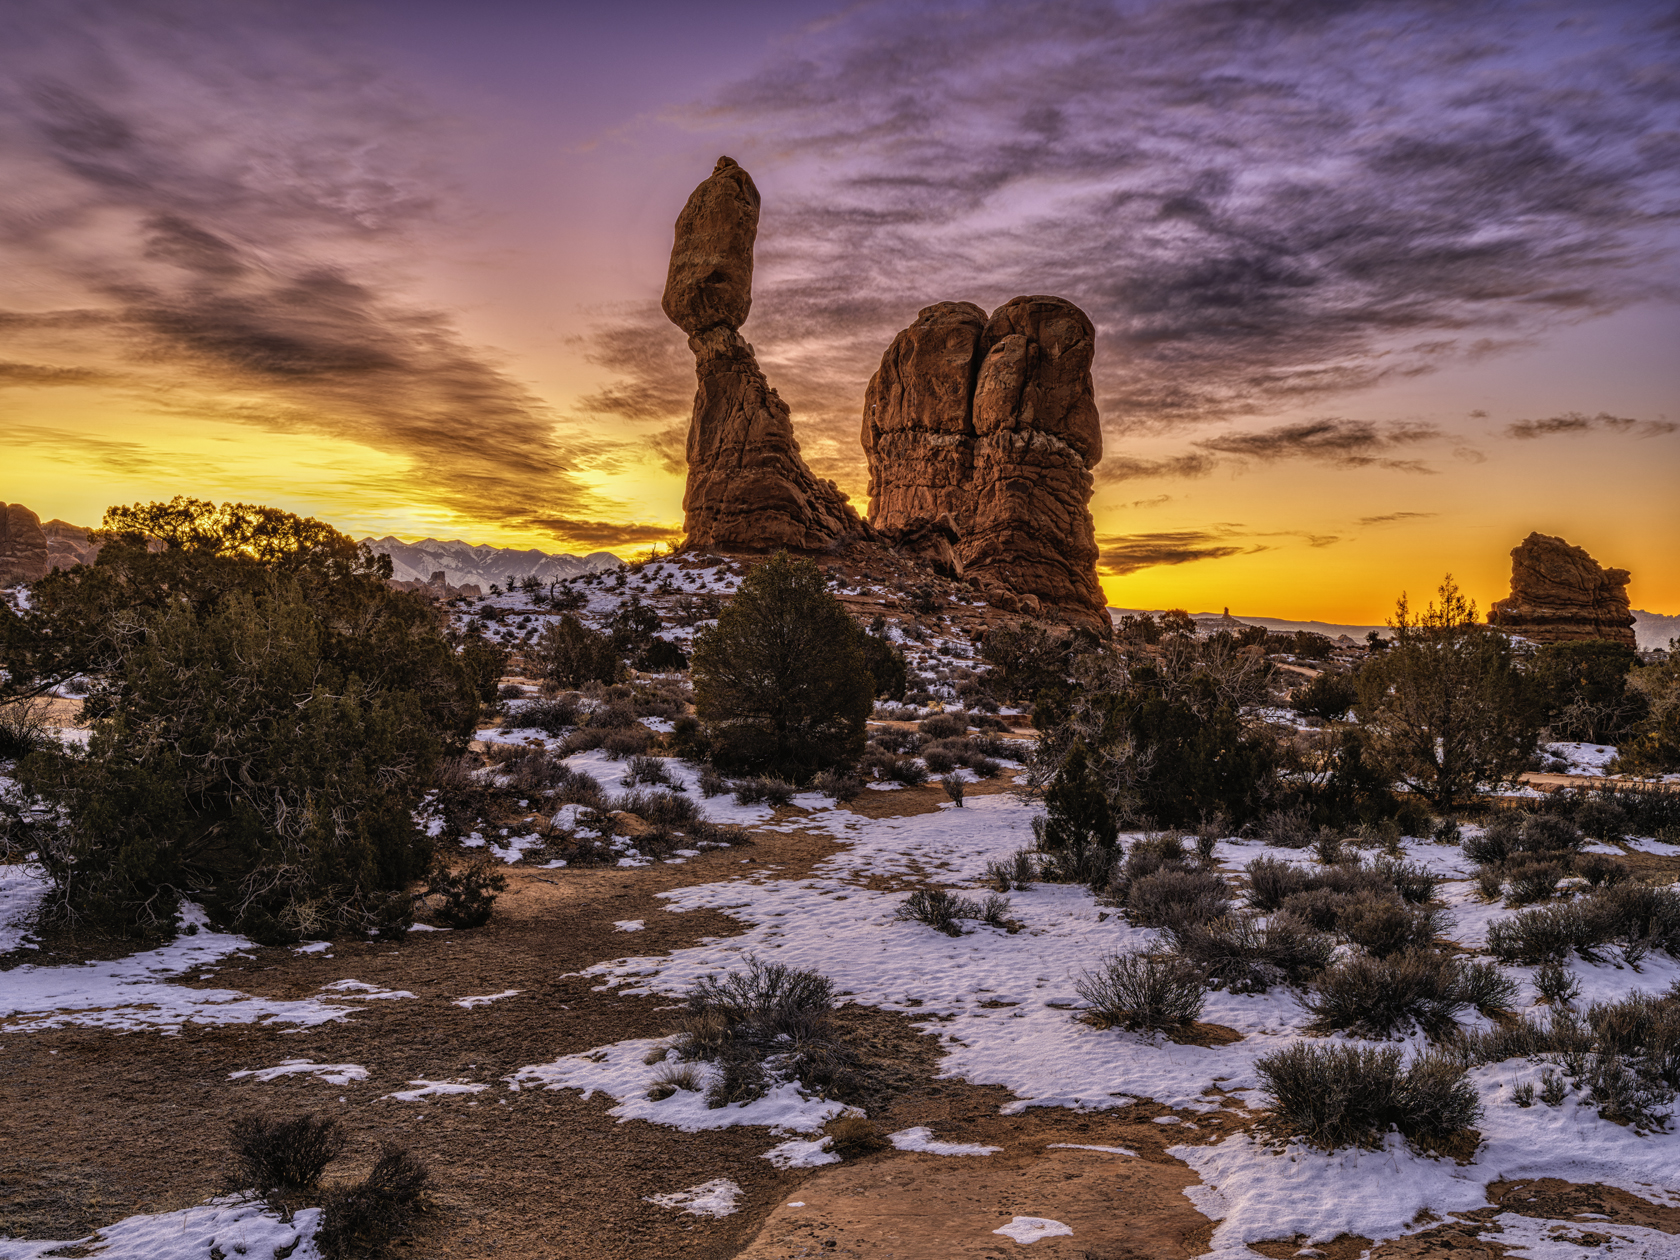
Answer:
[
  {"left": 1075, "top": 949, "right": 1206, "bottom": 1032},
  {"left": 1256, "top": 1043, "right": 1481, "bottom": 1151},
  {"left": 229, "top": 1112, "right": 347, "bottom": 1195}
]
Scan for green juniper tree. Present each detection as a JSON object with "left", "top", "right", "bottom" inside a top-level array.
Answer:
[
  {"left": 1355, "top": 575, "right": 1539, "bottom": 810},
  {"left": 690, "top": 552, "right": 874, "bottom": 779}
]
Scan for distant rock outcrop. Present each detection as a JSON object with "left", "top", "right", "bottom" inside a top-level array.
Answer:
[
  {"left": 0, "top": 503, "right": 49, "bottom": 586},
  {"left": 664, "top": 158, "right": 868, "bottom": 552},
  {"left": 42, "top": 519, "right": 100, "bottom": 571},
  {"left": 362, "top": 536, "right": 618, "bottom": 590},
  {"left": 1488, "top": 532, "right": 1636, "bottom": 647},
  {"left": 862, "top": 297, "right": 1106, "bottom": 630}
]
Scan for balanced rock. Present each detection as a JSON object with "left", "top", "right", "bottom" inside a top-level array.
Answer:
[
  {"left": 0, "top": 503, "right": 49, "bottom": 586},
  {"left": 1488, "top": 532, "right": 1636, "bottom": 647},
  {"left": 664, "top": 158, "right": 867, "bottom": 551},
  {"left": 862, "top": 297, "right": 1106, "bottom": 629}
]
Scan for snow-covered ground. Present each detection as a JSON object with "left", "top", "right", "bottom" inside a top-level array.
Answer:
[{"left": 502, "top": 755, "right": 1680, "bottom": 1256}]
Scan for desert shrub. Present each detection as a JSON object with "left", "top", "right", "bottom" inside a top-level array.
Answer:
[
  {"left": 811, "top": 769, "right": 863, "bottom": 802},
  {"left": 824, "top": 1116, "right": 888, "bottom": 1159},
  {"left": 622, "top": 755, "right": 677, "bottom": 788},
  {"left": 895, "top": 888, "right": 980, "bottom": 936},
  {"left": 1534, "top": 961, "right": 1581, "bottom": 1005},
  {"left": 1504, "top": 857, "right": 1567, "bottom": 906},
  {"left": 1576, "top": 853, "right": 1629, "bottom": 889},
  {"left": 692, "top": 552, "right": 874, "bottom": 779},
  {"left": 670, "top": 958, "right": 855, "bottom": 1108},
  {"left": 869, "top": 727, "right": 922, "bottom": 755},
  {"left": 976, "top": 892, "right": 1013, "bottom": 928},
  {"left": 514, "top": 696, "right": 580, "bottom": 735},
  {"left": 732, "top": 776, "right": 797, "bottom": 807},
  {"left": 558, "top": 727, "right": 607, "bottom": 755},
  {"left": 1312, "top": 830, "right": 1345, "bottom": 865},
  {"left": 1291, "top": 671, "right": 1358, "bottom": 722},
  {"left": 919, "top": 713, "right": 967, "bottom": 740},
  {"left": 315, "top": 1144, "right": 431, "bottom": 1260},
  {"left": 1373, "top": 858, "right": 1439, "bottom": 905},
  {"left": 1463, "top": 816, "right": 1521, "bottom": 864},
  {"left": 859, "top": 625, "right": 908, "bottom": 703},
  {"left": 426, "top": 858, "right": 507, "bottom": 928},
  {"left": 698, "top": 767, "right": 727, "bottom": 797},
  {"left": 1245, "top": 857, "right": 1315, "bottom": 911},
  {"left": 1168, "top": 912, "right": 1334, "bottom": 993},
  {"left": 613, "top": 788, "right": 702, "bottom": 831},
  {"left": 1583, "top": 1055, "right": 1674, "bottom": 1130},
  {"left": 1256, "top": 805, "right": 1315, "bottom": 849},
  {"left": 923, "top": 747, "right": 958, "bottom": 774},
  {"left": 229, "top": 1113, "right": 347, "bottom": 1194},
  {"left": 1431, "top": 816, "right": 1462, "bottom": 845},
  {"left": 1305, "top": 949, "right": 1475, "bottom": 1040},
  {"left": 1126, "top": 867, "right": 1232, "bottom": 932},
  {"left": 1279, "top": 887, "right": 1352, "bottom": 931},
  {"left": 1576, "top": 797, "right": 1629, "bottom": 844},
  {"left": 602, "top": 728, "right": 652, "bottom": 759},
  {"left": 1458, "top": 960, "right": 1520, "bottom": 1020},
  {"left": 647, "top": 1062, "right": 705, "bottom": 1100},
  {"left": 1523, "top": 813, "right": 1584, "bottom": 853},
  {"left": 1336, "top": 893, "right": 1449, "bottom": 958},
  {"left": 1075, "top": 949, "right": 1206, "bottom": 1031},
  {"left": 985, "top": 849, "right": 1038, "bottom": 892},
  {"left": 1256, "top": 1042, "right": 1481, "bottom": 1151},
  {"left": 941, "top": 773, "right": 966, "bottom": 806},
  {"left": 1037, "top": 837, "right": 1117, "bottom": 889},
  {"left": 532, "top": 615, "right": 621, "bottom": 688},
  {"left": 0, "top": 699, "right": 52, "bottom": 762},
  {"left": 1489, "top": 884, "right": 1680, "bottom": 964}
]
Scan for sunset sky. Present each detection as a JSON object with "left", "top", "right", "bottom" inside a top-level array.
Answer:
[{"left": 2, "top": 0, "right": 1676, "bottom": 623}]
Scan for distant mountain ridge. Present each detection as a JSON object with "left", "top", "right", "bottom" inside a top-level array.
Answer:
[
  {"left": 1109, "top": 606, "right": 1679, "bottom": 650},
  {"left": 1634, "top": 610, "right": 1680, "bottom": 651},
  {"left": 360, "top": 536, "right": 622, "bottom": 591}
]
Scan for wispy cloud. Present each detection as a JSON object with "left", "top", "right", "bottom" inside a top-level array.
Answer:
[
  {"left": 1359, "top": 510, "right": 1438, "bottom": 526},
  {"left": 1505, "top": 412, "right": 1678, "bottom": 440},
  {"left": 0, "top": 1, "right": 674, "bottom": 553},
  {"left": 1193, "top": 419, "right": 1443, "bottom": 471},
  {"left": 585, "top": 0, "right": 1679, "bottom": 480},
  {"left": 1099, "top": 530, "right": 1257, "bottom": 576}
]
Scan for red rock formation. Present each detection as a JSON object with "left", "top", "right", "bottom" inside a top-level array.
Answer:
[
  {"left": 861, "top": 297, "right": 1106, "bottom": 629},
  {"left": 0, "top": 503, "right": 49, "bottom": 586},
  {"left": 664, "top": 158, "right": 868, "bottom": 551},
  {"left": 1488, "top": 532, "right": 1636, "bottom": 647},
  {"left": 42, "top": 519, "right": 100, "bottom": 572}
]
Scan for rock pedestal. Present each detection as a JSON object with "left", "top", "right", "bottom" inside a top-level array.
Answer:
[
  {"left": 1488, "top": 532, "right": 1636, "bottom": 647},
  {"left": 862, "top": 297, "right": 1107, "bottom": 629},
  {"left": 664, "top": 158, "right": 867, "bottom": 552}
]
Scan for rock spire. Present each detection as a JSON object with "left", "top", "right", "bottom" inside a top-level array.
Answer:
[{"left": 663, "top": 157, "right": 867, "bottom": 551}]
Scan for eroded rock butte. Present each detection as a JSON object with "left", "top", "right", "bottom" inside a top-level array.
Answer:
[{"left": 1488, "top": 531, "right": 1636, "bottom": 647}]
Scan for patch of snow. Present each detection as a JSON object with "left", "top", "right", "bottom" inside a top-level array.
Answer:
[
  {"left": 2, "top": 906, "right": 359, "bottom": 1035},
  {"left": 614, "top": 919, "right": 646, "bottom": 932},
  {"left": 229, "top": 1059, "right": 367, "bottom": 1085},
  {"left": 293, "top": 941, "right": 332, "bottom": 954},
  {"left": 0, "top": 862, "right": 48, "bottom": 953},
  {"left": 889, "top": 1126, "right": 1000, "bottom": 1156},
  {"left": 453, "top": 989, "right": 521, "bottom": 1009},
  {"left": 0, "top": 1195, "right": 320, "bottom": 1260},
  {"left": 993, "top": 1216, "right": 1073, "bottom": 1244},
  {"left": 1485, "top": 1211, "right": 1680, "bottom": 1257},
  {"left": 762, "top": 1137, "right": 841, "bottom": 1169},
  {"left": 384, "top": 1079, "right": 489, "bottom": 1101},
  {"left": 643, "top": 1178, "right": 741, "bottom": 1218},
  {"left": 319, "top": 979, "right": 416, "bottom": 1000},
  {"left": 1627, "top": 838, "right": 1680, "bottom": 857}
]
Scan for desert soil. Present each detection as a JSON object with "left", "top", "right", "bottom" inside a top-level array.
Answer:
[{"left": 6, "top": 780, "right": 1680, "bottom": 1259}]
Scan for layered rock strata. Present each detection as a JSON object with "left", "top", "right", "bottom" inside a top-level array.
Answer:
[
  {"left": 862, "top": 297, "right": 1106, "bottom": 629},
  {"left": 0, "top": 503, "right": 49, "bottom": 587},
  {"left": 663, "top": 157, "right": 867, "bottom": 551},
  {"left": 1488, "top": 532, "right": 1636, "bottom": 647}
]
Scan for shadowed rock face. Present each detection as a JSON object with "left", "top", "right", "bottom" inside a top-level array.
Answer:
[
  {"left": 664, "top": 158, "right": 867, "bottom": 551},
  {"left": 862, "top": 297, "right": 1106, "bottom": 629},
  {"left": 0, "top": 503, "right": 49, "bottom": 587},
  {"left": 1488, "top": 532, "right": 1636, "bottom": 647}
]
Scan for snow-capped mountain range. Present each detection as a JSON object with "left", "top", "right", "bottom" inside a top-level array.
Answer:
[{"left": 360, "top": 536, "right": 623, "bottom": 590}]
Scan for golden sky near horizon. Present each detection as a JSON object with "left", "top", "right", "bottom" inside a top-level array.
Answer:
[{"left": 3, "top": 1, "right": 1677, "bottom": 624}]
